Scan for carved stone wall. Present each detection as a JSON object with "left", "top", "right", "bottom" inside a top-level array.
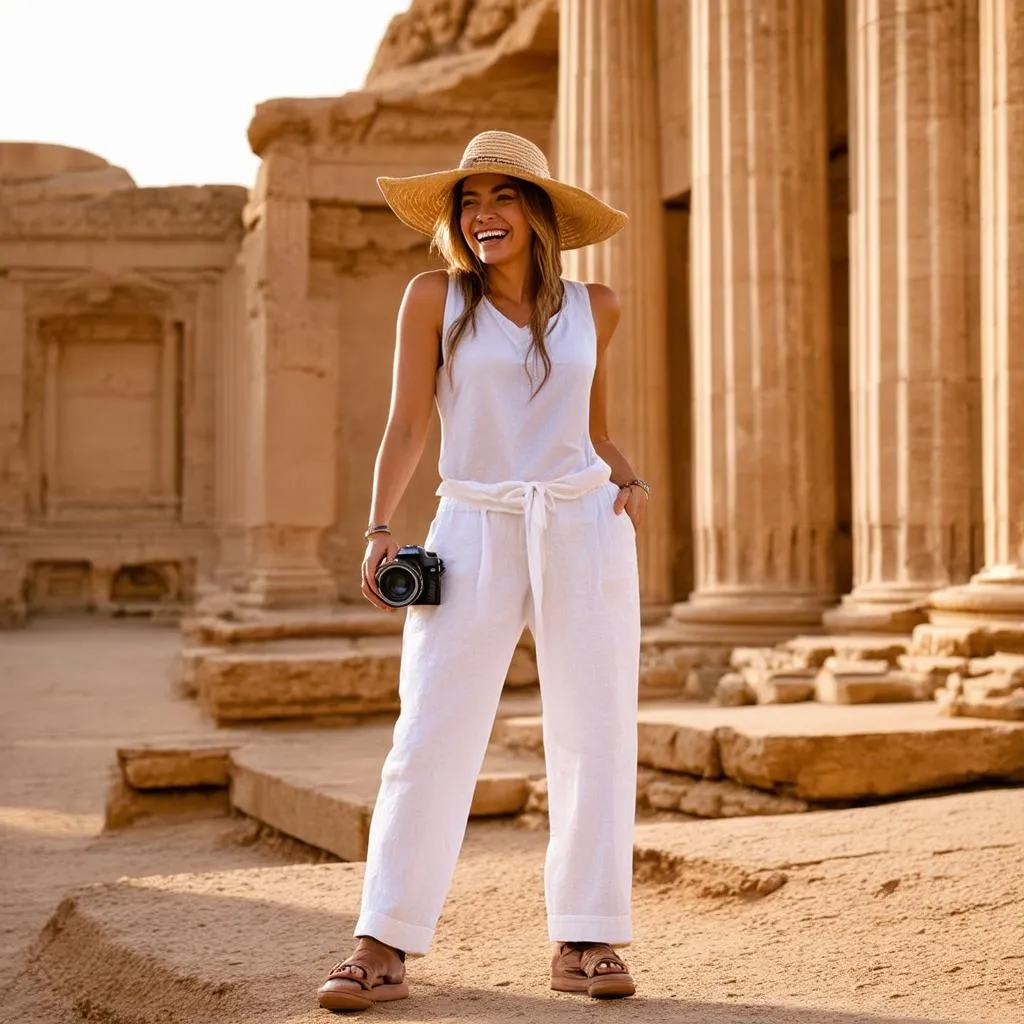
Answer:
[{"left": 0, "top": 143, "right": 244, "bottom": 624}]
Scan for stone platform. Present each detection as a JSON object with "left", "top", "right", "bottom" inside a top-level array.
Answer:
[
  {"left": 179, "top": 606, "right": 728, "bottom": 723},
  {"left": 16, "top": 790, "right": 1024, "bottom": 1024},
  {"left": 496, "top": 702, "right": 1024, "bottom": 802},
  {"left": 109, "top": 722, "right": 547, "bottom": 861}
]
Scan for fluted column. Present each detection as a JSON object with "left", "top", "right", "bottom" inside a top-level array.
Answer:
[
  {"left": 236, "top": 146, "right": 339, "bottom": 608},
  {"left": 826, "top": 0, "right": 982, "bottom": 634},
  {"left": 558, "top": 0, "right": 673, "bottom": 607},
  {"left": 930, "top": 0, "right": 1024, "bottom": 627},
  {"left": 671, "top": 0, "right": 836, "bottom": 644},
  {"left": 213, "top": 258, "right": 248, "bottom": 591}
]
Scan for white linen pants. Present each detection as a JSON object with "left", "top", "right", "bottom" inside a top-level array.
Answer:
[{"left": 354, "top": 466, "right": 641, "bottom": 955}]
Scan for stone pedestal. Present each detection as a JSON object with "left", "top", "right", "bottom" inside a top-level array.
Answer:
[
  {"left": 671, "top": 0, "right": 837, "bottom": 645},
  {"left": 235, "top": 148, "right": 339, "bottom": 608},
  {"left": 929, "top": 0, "right": 1024, "bottom": 634},
  {"left": 826, "top": 0, "right": 981, "bottom": 634},
  {"left": 557, "top": 0, "right": 674, "bottom": 604}
]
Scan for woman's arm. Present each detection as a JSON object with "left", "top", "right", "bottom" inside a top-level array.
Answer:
[
  {"left": 587, "top": 282, "right": 648, "bottom": 528},
  {"left": 367, "top": 270, "right": 447, "bottom": 528},
  {"left": 361, "top": 270, "right": 446, "bottom": 610}
]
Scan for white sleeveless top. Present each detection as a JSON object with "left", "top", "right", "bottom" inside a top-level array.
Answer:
[{"left": 435, "top": 277, "right": 604, "bottom": 484}]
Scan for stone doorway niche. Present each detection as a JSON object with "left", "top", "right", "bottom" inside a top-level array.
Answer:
[
  {"left": 28, "top": 560, "right": 93, "bottom": 612},
  {"left": 24, "top": 274, "right": 186, "bottom": 526},
  {"left": 109, "top": 562, "right": 179, "bottom": 605}
]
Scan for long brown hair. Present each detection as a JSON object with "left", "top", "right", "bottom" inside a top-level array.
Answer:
[{"left": 432, "top": 176, "right": 564, "bottom": 396}]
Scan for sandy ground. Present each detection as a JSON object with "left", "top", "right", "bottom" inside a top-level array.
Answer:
[{"left": 1, "top": 619, "right": 1022, "bottom": 1024}]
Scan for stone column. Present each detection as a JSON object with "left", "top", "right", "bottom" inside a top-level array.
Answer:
[
  {"left": 825, "top": 0, "right": 982, "bottom": 634},
  {"left": 212, "top": 259, "right": 248, "bottom": 591},
  {"left": 0, "top": 279, "right": 28, "bottom": 626},
  {"left": 670, "top": 0, "right": 837, "bottom": 644},
  {"left": 236, "top": 146, "right": 339, "bottom": 608},
  {"left": 558, "top": 0, "right": 674, "bottom": 607},
  {"left": 929, "top": 0, "right": 1024, "bottom": 628}
]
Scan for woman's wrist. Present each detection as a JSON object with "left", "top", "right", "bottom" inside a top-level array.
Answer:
[
  {"left": 618, "top": 478, "right": 651, "bottom": 497},
  {"left": 364, "top": 522, "right": 392, "bottom": 540}
]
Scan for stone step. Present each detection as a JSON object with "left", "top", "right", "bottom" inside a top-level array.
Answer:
[
  {"left": 495, "top": 701, "right": 1024, "bottom": 802},
  {"left": 185, "top": 624, "right": 711, "bottom": 722},
  {"left": 20, "top": 790, "right": 1024, "bottom": 1024},
  {"left": 229, "top": 729, "right": 546, "bottom": 861},
  {"left": 194, "top": 639, "right": 405, "bottom": 722}
]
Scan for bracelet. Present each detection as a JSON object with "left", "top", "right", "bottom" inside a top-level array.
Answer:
[
  {"left": 619, "top": 478, "right": 651, "bottom": 497},
  {"left": 364, "top": 523, "right": 391, "bottom": 539}
]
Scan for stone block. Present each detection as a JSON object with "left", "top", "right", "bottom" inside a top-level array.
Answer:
[
  {"left": 505, "top": 645, "right": 537, "bottom": 687},
  {"left": 715, "top": 705, "right": 1024, "bottom": 801},
  {"left": 821, "top": 656, "right": 890, "bottom": 675},
  {"left": 777, "top": 636, "right": 838, "bottom": 669},
  {"left": 494, "top": 716, "right": 544, "bottom": 755},
  {"left": 195, "top": 646, "right": 401, "bottom": 722},
  {"left": 104, "top": 776, "right": 230, "bottom": 830},
  {"left": 815, "top": 669, "right": 926, "bottom": 705},
  {"left": 637, "top": 711, "right": 721, "bottom": 777},
  {"left": 830, "top": 639, "right": 909, "bottom": 664},
  {"left": 898, "top": 654, "right": 969, "bottom": 677},
  {"left": 641, "top": 773, "right": 808, "bottom": 818},
  {"left": 639, "top": 644, "right": 698, "bottom": 695},
  {"left": 730, "top": 647, "right": 776, "bottom": 670},
  {"left": 909, "top": 624, "right": 994, "bottom": 659},
  {"left": 230, "top": 753, "right": 373, "bottom": 862},
  {"left": 469, "top": 773, "right": 530, "bottom": 816},
  {"left": 743, "top": 668, "right": 816, "bottom": 705},
  {"left": 189, "top": 607, "right": 406, "bottom": 646},
  {"left": 683, "top": 664, "right": 728, "bottom": 700},
  {"left": 715, "top": 672, "right": 756, "bottom": 707},
  {"left": 118, "top": 745, "right": 233, "bottom": 790}
]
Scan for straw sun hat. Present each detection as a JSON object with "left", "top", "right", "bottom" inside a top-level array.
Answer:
[{"left": 376, "top": 130, "right": 627, "bottom": 251}]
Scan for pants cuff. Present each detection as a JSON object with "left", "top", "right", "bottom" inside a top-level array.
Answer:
[
  {"left": 548, "top": 913, "right": 632, "bottom": 946},
  {"left": 354, "top": 910, "right": 435, "bottom": 957}
]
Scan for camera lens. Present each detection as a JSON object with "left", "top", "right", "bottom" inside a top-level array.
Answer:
[{"left": 375, "top": 562, "right": 423, "bottom": 608}]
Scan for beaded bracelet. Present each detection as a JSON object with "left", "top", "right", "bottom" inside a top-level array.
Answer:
[{"left": 619, "top": 478, "right": 651, "bottom": 497}]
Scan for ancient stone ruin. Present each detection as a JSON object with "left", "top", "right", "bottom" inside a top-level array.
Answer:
[{"left": 3, "top": 0, "right": 1024, "bottom": 729}]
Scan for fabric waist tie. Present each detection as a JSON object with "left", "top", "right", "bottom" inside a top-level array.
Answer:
[{"left": 436, "top": 462, "right": 612, "bottom": 615}]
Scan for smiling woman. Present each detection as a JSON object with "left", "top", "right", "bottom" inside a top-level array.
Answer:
[{"left": 316, "top": 130, "right": 651, "bottom": 1011}]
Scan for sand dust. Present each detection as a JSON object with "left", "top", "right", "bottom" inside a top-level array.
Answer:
[{"left": 1, "top": 619, "right": 1022, "bottom": 1023}]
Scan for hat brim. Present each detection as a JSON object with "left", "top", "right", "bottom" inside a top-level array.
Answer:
[{"left": 376, "top": 164, "right": 627, "bottom": 251}]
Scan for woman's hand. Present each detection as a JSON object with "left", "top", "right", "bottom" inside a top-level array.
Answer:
[
  {"left": 613, "top": 484, "right": 647, "bottom": 531},
  {"left": 361, "top": 535, "right": 400, "bottom": 611}
]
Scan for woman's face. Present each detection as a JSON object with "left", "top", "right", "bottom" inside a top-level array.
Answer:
[{"left": 459, "top": 173, "right": 533, "bottom": 265}]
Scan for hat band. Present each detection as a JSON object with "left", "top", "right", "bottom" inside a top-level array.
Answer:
[{"left": 459, "top": 154, "right": 548, "bottom": 176}]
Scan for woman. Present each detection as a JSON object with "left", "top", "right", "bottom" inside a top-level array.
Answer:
[{"left": 317, "top": 130, "right": 649, "bottom": 1011}]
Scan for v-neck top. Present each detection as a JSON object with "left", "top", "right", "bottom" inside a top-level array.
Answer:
[{"left": 435, "top": 276, "right": 604, "bottom": 484}]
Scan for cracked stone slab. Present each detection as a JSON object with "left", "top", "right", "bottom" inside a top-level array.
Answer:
[
  {"left": 497, "top": 701, "right": 1024, "bottom": 802},
  {"left": 229, "top": 726, "right": 546, "bottom": 861}
]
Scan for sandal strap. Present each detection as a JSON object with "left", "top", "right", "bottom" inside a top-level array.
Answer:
[
  {"left": 578, "top": 944, "right": 627, "bottom": 977},
  {"left": 325, "top": 948, "right": 394, "bottom": 991}
]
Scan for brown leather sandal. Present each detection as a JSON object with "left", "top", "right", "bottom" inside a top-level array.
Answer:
[
  {"left": 550, "top": 942, "right": 636, "bottom": 999},
  {"left": 317, "top": 943, "right": 409, "bottom": 1012}
]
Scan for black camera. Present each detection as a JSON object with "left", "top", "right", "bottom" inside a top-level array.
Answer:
[{"left": 374, "top": 545, "right": 445, "bottom": 608}]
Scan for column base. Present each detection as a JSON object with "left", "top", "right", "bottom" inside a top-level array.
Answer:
[
  {"left": 669, "top": 592, "right": 830, "bottom": 646},
  {"left": 822, "top": 585, "right": 932, "bottom": 635},
  {"left": 235, "top": 567, "right": 338, "bottom": 609},
  {"left": 928, "top": 565, "right": 1024, "bottom": 628}
]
